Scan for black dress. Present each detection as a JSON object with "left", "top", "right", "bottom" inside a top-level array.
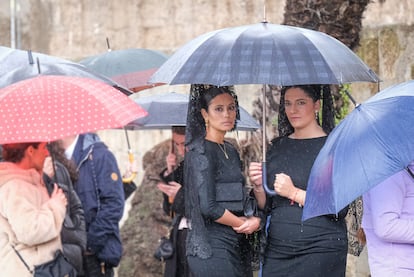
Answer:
[
  {"left": 186, "top": 140, "right": 253, "bottom": 277},
  {"left": 262, "top": 136, "right": 348, "bottom": 277}
]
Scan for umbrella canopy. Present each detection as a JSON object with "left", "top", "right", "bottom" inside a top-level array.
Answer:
[
  {"left": 0, "top": 45, "right": 66, "bottom": 73},
  {"left": 149, "top": 22, "right": 379, "bottom": 86},
  {"left": 0, "top": 75, "right": 147, "bottom": 144},
  {"left": 303, "top": 80, "right": 414, "bottom": 221},
  {"left": 0, "top": 45, "right": 133, "bottom": 95},
  {"left": 126, "top": 92, "right": 260, "bottom": 131},
  {"left": 80, "top": 48, "right": 169, "bottom": 91},
  {"left": 1, "top": 61, "right": 133, "bottom": 95}
]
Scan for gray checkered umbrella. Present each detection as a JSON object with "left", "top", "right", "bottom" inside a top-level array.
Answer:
[{"left": 149, "top": 22, "right": 379, "bottom": 86}]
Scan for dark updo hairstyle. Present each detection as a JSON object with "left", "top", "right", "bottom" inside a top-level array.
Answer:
[
  {"left": 2, "top": 142, "right": 41, "bottom": 163},
  {"left": 278, "top": 84, "right": 335, "bottom": 137}
]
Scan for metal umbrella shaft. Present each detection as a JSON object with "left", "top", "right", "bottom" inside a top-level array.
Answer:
[
  {"left": 123, "top": 128, "right": 137, "bottom": 183},
  {"left": 261, "top": 84, "right": 277, "bottom": 195}
]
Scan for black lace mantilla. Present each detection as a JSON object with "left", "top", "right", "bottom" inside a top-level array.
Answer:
[{"left": 184, "top": 84, "right": 240, "bottom": 259}]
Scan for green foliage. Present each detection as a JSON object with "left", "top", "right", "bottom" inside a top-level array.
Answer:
[{"left": 335, "top": 84, "right": 351, "bottom": 124}]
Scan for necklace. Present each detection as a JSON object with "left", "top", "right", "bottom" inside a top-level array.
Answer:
[{"left": 217, "top": 142, "right": 229, "bottom": 159}]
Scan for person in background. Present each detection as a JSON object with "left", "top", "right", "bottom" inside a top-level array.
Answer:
[
  {"left": 43, "top": 141, "right": 87, "bottom": 275},
  {"left": 156, "top": 126, "right": 192, "bottom": 277},
  {"left": 58, "top": 133, "right": 124, "bottom": 277},
  {"left": 0, "top": 142, "right": 67, "bottom": 276},
  {"left": 249, "top": 85, "right": 348, "bottom": 276},
  {"left": 185, "top": 85, "right": 261, "bottom": 277},
  {"left": 362, "top": 161, "right": 414, "bottom": 276}
]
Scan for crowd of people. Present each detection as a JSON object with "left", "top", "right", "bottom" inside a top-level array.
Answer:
[
  {"left": 0, "top": 83, "right": 413, "bottom": 277},
  {"left": 0, "top": 133, "right": 125, "bottom": 277}
]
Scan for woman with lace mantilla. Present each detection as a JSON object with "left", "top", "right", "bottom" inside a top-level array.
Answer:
[
  {"left": 249, "top": 85, "right": 348, "bottom": 277},
  {"left": 185, "top": 85, "right": 260, "bottom": 277}
]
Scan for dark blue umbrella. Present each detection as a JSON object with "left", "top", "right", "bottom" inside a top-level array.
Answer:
[{"left": 303, "top": 80, "right": 414, "bottom": 221}]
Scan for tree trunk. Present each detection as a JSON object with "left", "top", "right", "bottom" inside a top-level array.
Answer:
[{"left": 283, "top": 0, "right": 370, "bottom": 50}]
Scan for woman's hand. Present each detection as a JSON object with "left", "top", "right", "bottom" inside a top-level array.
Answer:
[
  {"left": 274, "top": 173, "right": 295, "bottom": 198},
  {"left": 249, "top": 162, "right": 267, "bottom": 209},
  {"left": 157, "top": 181, "right": 181, "bottom": 200},
  {"left": 43, "top": 156, "right": 54, "bottom": 178},
  {"left": 248, "top": 162, "right": 263, "bottom": 189},
  {"left": 165, "top": 152, "right": 178, "bottom": 176},
  {"left": 50, "top": 183, "right": 67, "bottom": 207},
  {"left": 233, "top": 216, "right": 261, "bottom": 234}
]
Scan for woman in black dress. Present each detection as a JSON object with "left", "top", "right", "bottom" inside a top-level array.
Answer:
[
  {"left": 185, "top": 85, "right": 261, "bottom": 277},
  {"left": 249, "top": 85, "right": 348, "bottom": 277}
]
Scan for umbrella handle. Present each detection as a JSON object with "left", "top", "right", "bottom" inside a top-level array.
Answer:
[
  {"left": 122, "top": 151, "right": 137, "bottom": 183},
  {"left": 262, "top": 161, "right": 277, "bottom": 196}
]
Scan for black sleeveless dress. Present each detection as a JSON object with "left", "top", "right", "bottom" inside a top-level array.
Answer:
[{"left": 262, "top": 136, "right": 348, "bottom": 277}]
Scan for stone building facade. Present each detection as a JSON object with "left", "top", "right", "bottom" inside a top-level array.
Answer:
[{"left": 1, "top": 1, "right": 413, "bottom": 276}]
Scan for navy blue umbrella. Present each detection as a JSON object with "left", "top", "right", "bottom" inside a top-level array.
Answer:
[{"left": 303, "top": 80, "right": 414, "bottom": 220}]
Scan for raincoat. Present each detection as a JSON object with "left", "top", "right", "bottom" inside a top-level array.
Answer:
[
  {"left": 0, "top": 162, "right": 65, "bottom": 276},
  {"left": 71, "top": 133, "right": 124, "bottom": 267},
  {"left": 362, "top": 163, "right": 414, "bottom": 276}
]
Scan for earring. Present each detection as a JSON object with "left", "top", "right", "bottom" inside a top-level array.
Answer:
[
  {"left": 205, "top": 119, "right": 209, "bottom": 129},
  {"left": 315, "top": 111, "right": 319, "bottom": 120}
]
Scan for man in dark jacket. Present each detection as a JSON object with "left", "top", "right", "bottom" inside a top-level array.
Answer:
[{"left": 60, "top": 133, "right": 124, "bottom": 277}]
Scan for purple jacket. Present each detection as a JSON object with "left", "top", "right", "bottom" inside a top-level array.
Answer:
[{"left": 362, "top": 163, "right": 414, "bottom": 276}]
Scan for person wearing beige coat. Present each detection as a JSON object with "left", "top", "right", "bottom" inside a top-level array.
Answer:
[{"left": 0, "top": 142, "right": 67, "bottom": 276}]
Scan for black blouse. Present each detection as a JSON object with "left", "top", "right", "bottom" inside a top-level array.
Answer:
[{"left": 198, "top": 140, "right": 244, "bottom": 220}]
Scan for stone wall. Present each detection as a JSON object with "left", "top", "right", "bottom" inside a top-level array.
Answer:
[{"left": 1, "top": 1, "right": 414, "bottom": 275}]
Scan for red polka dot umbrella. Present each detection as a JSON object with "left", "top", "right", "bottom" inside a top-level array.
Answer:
[{"left": 0, "top": 75, "right": 148, "bottom": 144}]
